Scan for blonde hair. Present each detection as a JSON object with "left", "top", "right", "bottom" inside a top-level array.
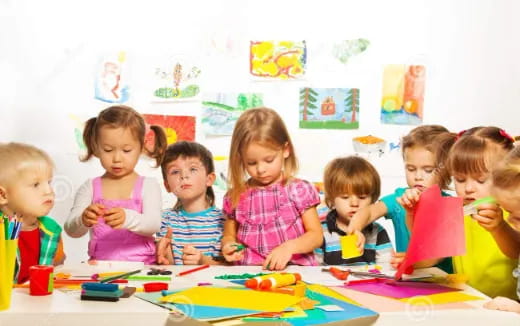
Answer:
[
  {"left": 0, "top": 142, "right": 54, "bottom": 186},
  {"left": 323, "top": 156, "right": 380, "bottom": 208},
  {"left": 447, "top": 126, "right": 514, "bottom": 177},
  {"left": 227, "top": 107, "right": 297, "bottom": 207},
  {"left": 82, "top": 105, "right": 167, "bottom": 166},
  {"left": 401, "top": 125, "right": 456, "bottom": 190},
  {"left": 492, "top": 146, "right": 520, "bottom": 190}
]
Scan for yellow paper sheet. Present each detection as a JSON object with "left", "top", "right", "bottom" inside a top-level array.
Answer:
[
  {"left": 306, "top": 284, "right": 361, "bottom": 306},
  {"left": 340, "top": 234, "right": 362, "bottom": 259},
  {"left": 160, "top": 287, "right": 302, "bottom": 312},
  {"left": 400, "top": 292, "right": 483, "bottom": 305}
]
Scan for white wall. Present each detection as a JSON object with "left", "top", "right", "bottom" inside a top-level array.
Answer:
[{"left": 1, "top": 0, "right": 519, "bottom": 263}]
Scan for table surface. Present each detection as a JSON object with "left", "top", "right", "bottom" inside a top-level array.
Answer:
[{"left": 0, "top": 264, "right": 518, "bottom": 326}]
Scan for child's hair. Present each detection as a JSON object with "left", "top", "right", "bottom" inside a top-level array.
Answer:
[
  {"left": 447, "top": 126, "right": 515, "bottom": 177},
  {"left": 401, "top": 125, "right": 456, "bottom": 189},
  {"left": 323, "top": 156, "right": 381, "bottom": 209},
  {"left": 492, "top": 146, "right": 520, "bottom": 190},
  {"left": 0, "top": 142, "right": 54, "bottom": 185},
  {"left": 227, "top": 107, "right": 298, "bottom": 207},
  {"left": 161, "top": 141, "right": 216, "bottom": 210},
  {"left": 82, "top": 105, "right": 167, "bottom": 166}
]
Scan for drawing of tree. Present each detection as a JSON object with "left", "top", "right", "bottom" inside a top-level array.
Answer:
[
  {"left": 344, "top": 88, "right": 359, "bottom": 122},
  {"left": 300, "top": 88, "right": 318, "bottom": 121}
]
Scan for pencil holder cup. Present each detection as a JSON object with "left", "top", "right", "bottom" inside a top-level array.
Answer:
[{"left": 0, "top": 238, "right": 18, "bottom": 311}]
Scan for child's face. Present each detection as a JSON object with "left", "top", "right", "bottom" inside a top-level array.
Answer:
[
  {"left": 1, "top": 163, "right": 54, "bottom": 218},
  {"left": 164, "top": 156, "right": 215, "bottom": 203},
  {"left": 403, "top": 146, "right": 438, "bottom": 190},
  {"left": 242, "top": 141, "right": 289, "bottom": 187},
  {"left": 492, "top": 186, "right": 520, "bottom": 230},
  {"left": 453, "top": 172, "right": 492, "bottom": 205},
  {"left": 97, "top": 126, "right": 141, "bottom": 179},
  {"left": 334, "top": 193, "right": 372, "bottom": 221}
]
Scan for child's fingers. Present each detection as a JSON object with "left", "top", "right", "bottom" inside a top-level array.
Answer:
[
  {"left": 165, "top": 227, "right": 173, "bottom": 239},
  {"left": 183, "top": 245, "right": 198, "bottom": 255}
]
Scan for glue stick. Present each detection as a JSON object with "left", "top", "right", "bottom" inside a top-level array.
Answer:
[
  {"left": 259, "top": 273, "right": 301, "bottom": 290},
  {"left": 244, "top": 274, "right": 274, "bottom": 289}
]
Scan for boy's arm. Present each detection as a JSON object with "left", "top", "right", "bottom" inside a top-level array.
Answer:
[
  {"left": 52, "top": 237, "right": 66, "bottom": 265},
  {"left": 348, "top": 201, "right": 388, "bottom": 233}
]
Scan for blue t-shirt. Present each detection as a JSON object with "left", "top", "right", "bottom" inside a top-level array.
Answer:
[{"left": 157, "top": 206, "right": 224, "bottom": 265}]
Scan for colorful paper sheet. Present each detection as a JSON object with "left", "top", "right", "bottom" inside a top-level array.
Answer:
[
  {"left": 331, "top": 287, "right": 475, "bottom": 312},
  {"left": 136, "top": 292, "right": 262, "bottom": 321},
  {"left": 340, "top": 234, "right": 362, "bottom": 259},
  {"left": 396, "top": 185, "right": 465, "bottom": 279},
  {"left": 344, "top": 280, "right": 459, "bottom": 299},
  {"left": 400, "top": 292, "right": 483, "bottom": 305},
  {"left": 159, "top": 286, "right": 302, "bottom": 312}
]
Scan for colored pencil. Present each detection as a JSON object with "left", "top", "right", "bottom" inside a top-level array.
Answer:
[
  {"left": 176, "top": 264, "right": 209, "bottom": 277},
  {"left": 99, "top": 269, "right": 142, "bottom": 283}
]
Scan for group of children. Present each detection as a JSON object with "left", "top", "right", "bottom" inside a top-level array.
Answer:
[{"left": 0, "top": 105, "right": 519, "bottom": 313}]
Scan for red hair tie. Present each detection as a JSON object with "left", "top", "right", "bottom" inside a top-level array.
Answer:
[
  {"left": 455, "top": 130, "right": 467, "bottom": 141},
  {"left": 499, "top": 129, "right": 515, "bottom": 142}
]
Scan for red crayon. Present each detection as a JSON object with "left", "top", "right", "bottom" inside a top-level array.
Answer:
[{"left": 176, "top": 264, "right": 210, "bottom": 277}]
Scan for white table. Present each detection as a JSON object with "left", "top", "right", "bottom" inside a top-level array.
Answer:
[{"left": 0, "top": 265, "right": 518, "bottom": 326}]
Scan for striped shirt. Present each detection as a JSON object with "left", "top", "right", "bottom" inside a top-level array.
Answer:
[
  {"left": 157, "top": 206, "right": 224, "bottom": 265},
  {"left": 316, "top": 209, "right": 393, "bottom": 266}
]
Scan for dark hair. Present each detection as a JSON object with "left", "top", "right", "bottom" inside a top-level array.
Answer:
[
  {"left": 161, "top": 141, "right": 215, "bottom": 210},
  {"left": 82, "top": 105, "right": 167, "bottom": 166}
]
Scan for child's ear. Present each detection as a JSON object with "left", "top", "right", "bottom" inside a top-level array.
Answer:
[
  {"left": 163, "top": 180, "right": 171, "bottom": 193},
  {"left": 206, "top": 172, "right": 216, "bottom": 186},
  {"left": 283, "top": 142, "right": 290, "bottom": 159},
  {"left": 0, "top": 186, "right": 8, "bottom": 205}
]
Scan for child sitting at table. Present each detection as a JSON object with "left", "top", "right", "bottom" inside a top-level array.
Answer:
[{"left": 0, "top": 143, "right": 65, "bottom": 283}]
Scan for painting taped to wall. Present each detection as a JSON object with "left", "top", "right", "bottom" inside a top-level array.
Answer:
[
  {"left": 202, "top": 93, "right": 263, "bottom": 136},
  {"left": 94, "top": 51, "right": 130, "bottom": 103},
  {"left": 250, "top": 41, "right": 306, "bottom": 80},
  {"left": 143, "top": 114, "right": 195, "bottom": 149},
  {"left": 299, "top": 88, "right": 359, "bottom": 129},
  {"left": 152, "top": 56, "right": 201, "bottom": 101},
  {"left": 381, "top": 64, "right": 425, "bottom": 125}
]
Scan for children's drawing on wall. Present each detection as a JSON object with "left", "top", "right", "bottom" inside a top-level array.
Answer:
[
  {"left": 212, "top": 155, "right": 229, "bottom": 193},
  {"left": 152, "top": 56, "right": 201, "bottom": 101},
  {"left": 299, "top": 88, "right": 359, "bottom": 129},
  {"left": 142, "top": 114, "right": 195, "bottom": 151},
  {"left": 389, "top": 140, "right": 401, "bottom": 152},
  {"left": 69, "top": 114, "right": 87, "bottom": 153},
  {"left": 352, "top": 135, "right": 387, "bottom": 157},
  {"left": 381, "top": 64, "right": 425, "bottom": 125},
  {"left": 94, "top": 51, "right": 129, "bottom": 103},
  {"left": 331, "top": 39, "right": 370, "bottom": 64},
  {"left": 201, "top": 93, "right": 263, "bottom": 136},
  {"left": 250, "top": 41, "right": 306, "bottom": 79}
]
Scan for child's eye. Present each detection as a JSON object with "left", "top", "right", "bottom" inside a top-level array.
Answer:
[
  {"left": 406, "top": 167, "right": 416, "bottom": 172},
  {"left": 190, "top": 167, "right": 198, "bottom": 173},
  {"left": 477, "top": 178, "right": 487, "bottom": 184},
  {"left": 424, "top": 168, "right": 434, "bottom": 173},
  {"left": 123, "top": 149, "right": 132, "bottom": 153},
  {"left": 247, "top": 162, "right": 256, "bottom": 166},
  {"left": 103, "top": 149, "right": 112, "bottom": 153},
  {"left": 358, "top": 195, "right": 368, "bottom": 200},
  {"left": 170, "top": 170, "right": 180, "bottom": 175},
  {"left": 265, "top": 157, "right": 274, "bottom": 163},
  {"left": 455, "top": 178, "right": 465, "bottom": 183},
  {"left": 33, "top": 182, "right": 40, "bottom": 188}
]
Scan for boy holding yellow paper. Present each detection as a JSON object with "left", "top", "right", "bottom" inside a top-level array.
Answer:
[
  {"left": 0, "top": 143, "right": 65, "bottom": 284},
  {"left": 317, "top": 156, "right": 392, "bottom": 266}
]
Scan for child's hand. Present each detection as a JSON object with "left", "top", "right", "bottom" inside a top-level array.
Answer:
[
  {"left": 351, "top": 229, "right": 365, "bottom": 254},
  {"left": 474, "top": 203, "right": 505, "bottom": 232},
  {"left": 263, "top": 243, "right": 293, "bottom": 271},
  {"left": 396, "top": 188, "right": 422, "bottom": 211},
  {"left": 484, "top": 296, "right": 520, "bottom": 313},
  {"left": 182, "top": 245, "right": 203, "bottom": 265},
  {"left": 81, "top": 204, "right": 104, "bottom": 227},
  {"left": 103, "top": 207, "right": 126, "bottom": 229},
  {"left": 222, "top": 242, "right": 244, "bottom": 262},
  {"left": 390, "top": 251, "right": 406, "bottom": 270},
  {"left": 156, "top": 227, "right": 174, "bottom": 265}
]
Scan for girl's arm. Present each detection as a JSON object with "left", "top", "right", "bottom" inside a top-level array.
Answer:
[
  {"left": 221, "top": 218, "right": 243, "bottom": 262},
  {"left": 490, "top": 220, "right": 520, "bottom": 259},
  {"left": 263, "top": 206, "right": 323, "bottom": 270},
  {"left": 347, "top": 201, "right": 388, "bottom": 234},
  {"left": 122, "top": 178, "right": 162, "bottom": 236},
  {"left": 64, "top": 180, "right": 93, "bottom": 238}
]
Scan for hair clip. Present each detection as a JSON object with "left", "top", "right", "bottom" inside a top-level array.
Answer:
[
  {"left": 455, "top": 130, "right": 467, "bottom": 141},
  {"left": 499, "top": 129, "right": 515, "bottom": 142}
]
